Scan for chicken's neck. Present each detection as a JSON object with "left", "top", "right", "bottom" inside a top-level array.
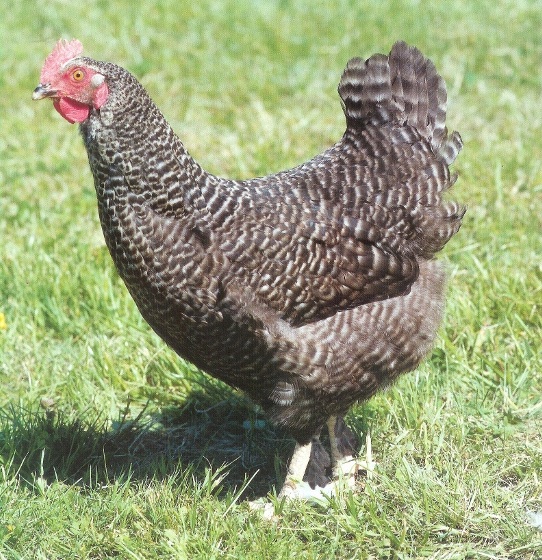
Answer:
[
  {"left": 78, "top": 75, "right": 229, "bottom": 296},
  {"left": 85, "top": 117, "right": 215, "bottom": 214},
  {"left": 78, "top": 63, "right": 225, "bottom": 224}
]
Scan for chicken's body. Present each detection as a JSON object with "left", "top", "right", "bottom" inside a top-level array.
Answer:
[{"left": 34, "top": 40, "right": 464, "bottom": 497}]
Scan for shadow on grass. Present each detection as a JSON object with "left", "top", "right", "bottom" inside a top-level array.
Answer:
[{"left": 0, "top": 389, "right": 297, "bottom": 500}]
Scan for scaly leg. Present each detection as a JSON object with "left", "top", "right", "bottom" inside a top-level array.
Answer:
[
  {"left": 326, "top": 415, "right": 362, "bottom": 489},
  {"left": 250, "top": 439, "right": 322, "bottom": 518},
  {"left": 277, "top": 440, "right": 313, "bottom": 498}
]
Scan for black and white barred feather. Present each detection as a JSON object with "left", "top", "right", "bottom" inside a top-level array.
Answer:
[{"left": 74, "top": 42, "right": 463, "bottom": 483}]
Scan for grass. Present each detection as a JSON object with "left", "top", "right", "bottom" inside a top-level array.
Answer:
[{"left": 1, "top": 0, "right": 541, "bottom": 557}]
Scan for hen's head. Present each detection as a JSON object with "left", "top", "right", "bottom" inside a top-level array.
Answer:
[{"left": 33, "top": 39, "right": 109, "bottom": 124}]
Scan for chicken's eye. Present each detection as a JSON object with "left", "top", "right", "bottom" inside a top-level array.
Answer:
[{"left": 72, "top": 69, "right": 85, "bottom": 82}]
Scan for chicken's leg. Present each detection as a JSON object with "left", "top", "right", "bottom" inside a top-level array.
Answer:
[
  {"left": 277, "top": 441, "right": 313, "bottom": 498},
  {"left": 327, "top": 415, "right": 360, "bottom": 488},
  {"left": 250, "top": 439, "right": 320, "bottom": 518}
]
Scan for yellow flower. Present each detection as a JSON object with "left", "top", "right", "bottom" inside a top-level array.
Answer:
[{"left": 0, "top": 313, "right": 6, "bottom": 330}]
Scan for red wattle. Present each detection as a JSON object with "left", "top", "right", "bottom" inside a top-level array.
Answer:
[{"left": 53, "top": 97, "right": 90, "bottom": 124}]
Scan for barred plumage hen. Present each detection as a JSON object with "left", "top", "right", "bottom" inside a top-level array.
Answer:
[{"left": 34, "top": 40, "right": 464, "bottom": 500}]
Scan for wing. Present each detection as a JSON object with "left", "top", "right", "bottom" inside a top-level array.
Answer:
[
  {"left": 214, "top": 155, "right": 421, "bottom": 328},
  {"left": 213, "top": 41, "right": 464, "bottom": 328}
]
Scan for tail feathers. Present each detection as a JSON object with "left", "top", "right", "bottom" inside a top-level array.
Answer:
[
  {"left": 415, "top": 200, "right": 466, "bottom": 257},
  {"left": 339, "top": 41, "right": 458, "bottom": 159},
  {"left": 438, "top": 129, "right": 463, "bottom": 165}
]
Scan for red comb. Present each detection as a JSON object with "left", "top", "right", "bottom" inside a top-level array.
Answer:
[{"left": 40, "top": 39, "right": 84, "bottom": 84}]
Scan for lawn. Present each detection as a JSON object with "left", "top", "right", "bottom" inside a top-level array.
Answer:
[{"left": 1, "top": 0, "right": 541, "bottom": 558}]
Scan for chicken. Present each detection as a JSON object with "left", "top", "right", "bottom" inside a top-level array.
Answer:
[{"left": 33, "top": 39, "right": 464, "bottom": 500}]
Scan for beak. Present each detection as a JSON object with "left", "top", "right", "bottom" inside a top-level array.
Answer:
[{"left": 32, "top": 83, "right": 57, "bottom": 100}]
